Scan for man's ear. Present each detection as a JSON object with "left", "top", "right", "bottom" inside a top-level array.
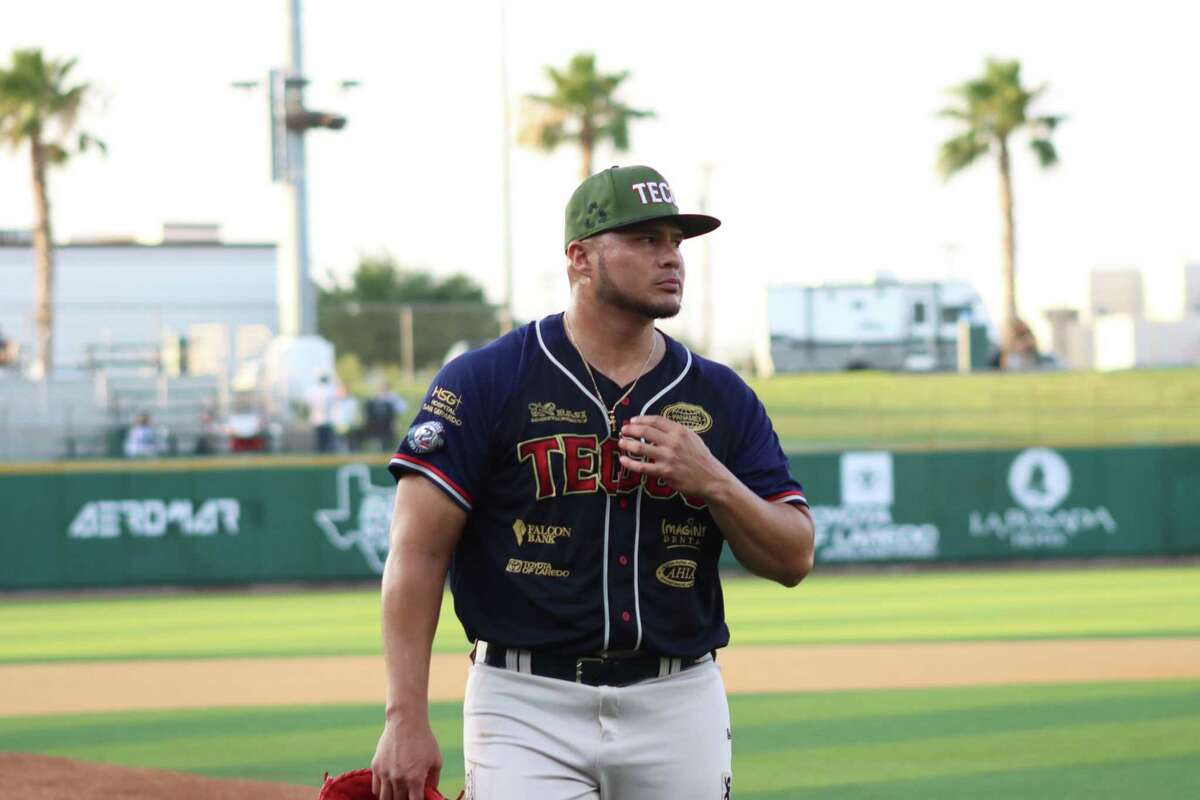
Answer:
[{"left": 567, "top": 239, "right": 596, "bottom": 284}]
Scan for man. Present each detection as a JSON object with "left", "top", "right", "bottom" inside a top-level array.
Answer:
[
  {"left": 306, "top": 374, "right": 338, "bottom": 453},
  {"left": 364, "top": 382, "right": 408, "bottom": 452},
  {"left": 373, "top": 165, "right": 814, "bottom": 800},
  {"left": 123, "top": 411, "right": 162, "bottom": 458}
]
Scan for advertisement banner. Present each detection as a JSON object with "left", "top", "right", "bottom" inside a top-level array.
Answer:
[{"left": 2, "top": 445, "right": 1198, "bottom": 590}]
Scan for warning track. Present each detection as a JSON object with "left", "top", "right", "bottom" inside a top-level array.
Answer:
[{"left": 3, "top": 638, "right": 1198, "bottom": 716}]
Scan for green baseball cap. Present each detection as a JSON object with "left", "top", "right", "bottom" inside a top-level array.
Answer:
[{"left": 564, "top": 165, "right": 721, "bottom": 251}]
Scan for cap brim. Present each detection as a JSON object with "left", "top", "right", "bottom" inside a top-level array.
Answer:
[
  {"left": 598, "top": 212, "right": 721, "bottom": 240},
  {"left": 673, "top": 213, "right": 722, "bottom": 239},
  {"left": 567, "top": 212, "right": 722, "bottom": 251}
]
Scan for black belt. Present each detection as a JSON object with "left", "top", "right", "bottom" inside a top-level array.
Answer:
[{"left": 475, "top": 642, "right": 711, "bottom": 687}]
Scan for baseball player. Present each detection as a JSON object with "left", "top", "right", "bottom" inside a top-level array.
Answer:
[{"left": 372, "top": 165, "right": 814, "bottom": 800}]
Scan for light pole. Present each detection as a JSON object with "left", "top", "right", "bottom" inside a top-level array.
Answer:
[
  {"left": 498, "top": 0, "right": 515, "bottom": 334},
  {"left": 235, "top": 0, "right": 349, "bottom": 339}
]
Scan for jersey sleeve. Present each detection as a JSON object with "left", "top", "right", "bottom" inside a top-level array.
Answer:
[
  {"left": 725, "top": 379, "right": 808, "bottom": 507},
  {"left": 388, "top": 350, "right": 498, "bottom": 512}
]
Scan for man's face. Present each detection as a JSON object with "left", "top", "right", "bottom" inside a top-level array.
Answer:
[{"left": 589, "top": 221, "right": 686, "bottom": 320}]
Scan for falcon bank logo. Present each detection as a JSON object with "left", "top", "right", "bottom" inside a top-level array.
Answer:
[
  {"left": 314, "top": 464, "right": 393, "bottom": 573},
  {"left": 968, "top": 448, "right": 1118, "bottom": 549}
]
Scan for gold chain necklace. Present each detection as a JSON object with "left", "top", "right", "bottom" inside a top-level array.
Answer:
[{"left": 563, "top": 313, "right": 657, "bottom": 435}]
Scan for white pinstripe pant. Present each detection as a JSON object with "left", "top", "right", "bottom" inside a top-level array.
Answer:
[{"left": 461, "top": 653, "right": 733, "bottom": 799}]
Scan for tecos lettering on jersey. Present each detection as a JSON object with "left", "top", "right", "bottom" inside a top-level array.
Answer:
[{"left": 389, "top": 313, "right": 807, "bottom": 659}]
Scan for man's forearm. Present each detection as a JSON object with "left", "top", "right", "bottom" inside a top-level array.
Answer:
[
  {"left": 705, "top": 469, "right": 814, "bottom": 586},
  {"left": 381, "top": 544, "right": 449, "bottom": 721}
]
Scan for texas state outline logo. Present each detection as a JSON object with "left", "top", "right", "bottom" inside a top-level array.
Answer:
[{"left": 313, "top": 464, "right": 393, "bottom": 573}]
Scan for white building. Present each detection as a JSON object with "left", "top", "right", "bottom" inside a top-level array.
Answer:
[
  {"left": 1186, "top": 263, "right": 1200, "bottom": 317},
  {"left": 1044, "top": 264, "right": 1200, "bottom": 370},
  {"left": 0, "top": 227, "right": 280, "bottom": 460},
  {"left": 1089, "top": 269, "right": 1144, "bottom": 317},
  {"left": 0, "top": 226, "right": 277, "bottom": 378}
]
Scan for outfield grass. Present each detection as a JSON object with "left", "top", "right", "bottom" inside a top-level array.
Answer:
[
  {"left": 744, "top": 368, "right": 1200, "bottom": 452},
  {"left": 2, "top": 680, "right": 1197, "bottom": 798},
  {"left": 3, "top": 567, "right": 1198, "bottom": 663}
]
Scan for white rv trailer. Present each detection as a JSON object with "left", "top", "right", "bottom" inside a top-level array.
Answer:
[{"left": 767, "top": 278, "right": 996, "bottom": 371}]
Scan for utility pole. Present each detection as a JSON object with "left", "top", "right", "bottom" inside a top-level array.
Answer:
[
  {"left": 498, "top": 0, "right": 515, "bottom": 334},
  {"left": 279, "top": 0, "right": 314, "bottom": 338},
  {"left": 700, "top": 162, "right": 714, "bottom": 356},
  {"left": 237, "top": 0, "right": 348, "bottom": 339}
]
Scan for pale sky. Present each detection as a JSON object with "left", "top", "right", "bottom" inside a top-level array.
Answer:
[{"left": 2, "top": 0, "right": 1198, "bottom": 359}]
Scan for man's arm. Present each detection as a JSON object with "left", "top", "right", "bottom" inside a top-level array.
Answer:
[
  {"left": 371, "top": 474, "right": 468, "bottom": 800},
  {"left": 619, "top": 416, "right": 814, "bottom": 586}
]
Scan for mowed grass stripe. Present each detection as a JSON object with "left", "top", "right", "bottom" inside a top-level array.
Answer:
[
  {"left": 734, "top": 718, "right": 1200, "bottom": 793},
  {"left": 2, "top": 567, "right": 1198, "bottom": 663},
  {"left": 795, "top": 754, "right": 1200, "bottom": 800},
  {"left": 734, "top": 684, "right": 1200, "bottom": 751},
  {"left": 1, "top": 681, "right": 1197, "bottom": 798}
]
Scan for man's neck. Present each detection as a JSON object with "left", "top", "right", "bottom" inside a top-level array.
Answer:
[{"left": 564, "top": 301, "right": 664, "bottom": 387}]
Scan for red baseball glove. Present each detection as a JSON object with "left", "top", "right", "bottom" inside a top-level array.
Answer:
[{"left": 317, "top": 768, "right": 462, "bottom": 800}]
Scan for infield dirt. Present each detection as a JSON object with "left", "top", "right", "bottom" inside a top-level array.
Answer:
[{"left": 4, "top": 638, "right": 1199, "bottom": 715}]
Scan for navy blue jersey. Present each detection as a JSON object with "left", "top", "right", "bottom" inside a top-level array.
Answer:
[{"left": 389, "top": 313, "right": 806, "bottom": 658}]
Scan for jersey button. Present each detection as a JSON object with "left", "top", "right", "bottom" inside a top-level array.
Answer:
[
  {"left": 618, "top": 555, "right": 628, "bottom": 566},
  {"left": 619, "top": 498, "right": 629, "bottom": 510},
  {"left": 621, "top": 611, "right": 632, "bottom": 623}
]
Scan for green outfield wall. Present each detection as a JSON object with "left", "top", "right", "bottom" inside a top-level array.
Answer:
[{"left": 2, "top": 445, "right": 1198, "bottom": 590}]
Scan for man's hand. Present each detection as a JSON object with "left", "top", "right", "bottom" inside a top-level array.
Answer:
[
  {"left": 371, "top": 717, "right": 443, "bottom": 800},
  {"left": 617, "top": 415, "right": 732, "bottom": 499}
]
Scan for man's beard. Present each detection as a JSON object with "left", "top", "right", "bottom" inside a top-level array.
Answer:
[{"left": 593, "top": 253, "right": 682, "bottom": 320}]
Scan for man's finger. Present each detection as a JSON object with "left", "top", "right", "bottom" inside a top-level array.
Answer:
[
  {"left": 626, "top": 415, "right": 675, "bottom": 432},
  {"left": 620, "top": 454, "right": 666, "bottom": 476},
  {"left": 621, "top": 422, "right": 666, "bottom": 443},
  {"left": 618, "top": 437, "right": 654, "bottom": 457}
]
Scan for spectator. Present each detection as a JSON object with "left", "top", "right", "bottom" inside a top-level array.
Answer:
[
  {"left": 363, "top": 382, "right": 408, "bottom": 451},
  {"left": 306, "top": 375, "right": 338, "bottom": 453},
  {"left": 124, "top": 412, "right": 162, "bottom": 458},
  {"left": 331, "top": 384, "right": 360, "bottom": 453},
  {"left": 194, "top": 409, "right": 218, "bottom": 455}
]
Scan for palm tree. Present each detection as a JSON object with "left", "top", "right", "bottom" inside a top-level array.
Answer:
[
  {"left": 521, "top": 53, "right": 654, "bottom": 182},
  {"left": 0, "top": 49, "right": 105, "bottom": 377},
  {"left": 938, "top": 58, "right": 1062, "bottom": 362}
]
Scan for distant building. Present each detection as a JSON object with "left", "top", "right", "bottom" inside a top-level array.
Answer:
[
  {"left": 1045, "top": 264, "right": 1200, "bottom": 370},
  {"left": 767, "top": 278, "right": 994, "bottom": 372},
  {"left": 0, "top": 224, "right": 277, "bottom": 378},
  {"left": 1089, "top": 269, "right": 1144, "bottom": 317},
  {"left": 1186, "top": 263, "right": 1200, "bottom": 317}
]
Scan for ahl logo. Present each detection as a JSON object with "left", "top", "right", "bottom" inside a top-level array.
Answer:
[
  {"left": 314, "top": 464, "right": 393, "bottom": 573},
  {"left": 655, "top": 558, "right": 697, "bottom": 588},
  {"left": 1008, "top": 448, "right": 1071, "bottom": 510}
]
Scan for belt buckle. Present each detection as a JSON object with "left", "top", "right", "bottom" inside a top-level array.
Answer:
[{"left": 575, "top": 655, "right": 607, "bottom": 684}]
